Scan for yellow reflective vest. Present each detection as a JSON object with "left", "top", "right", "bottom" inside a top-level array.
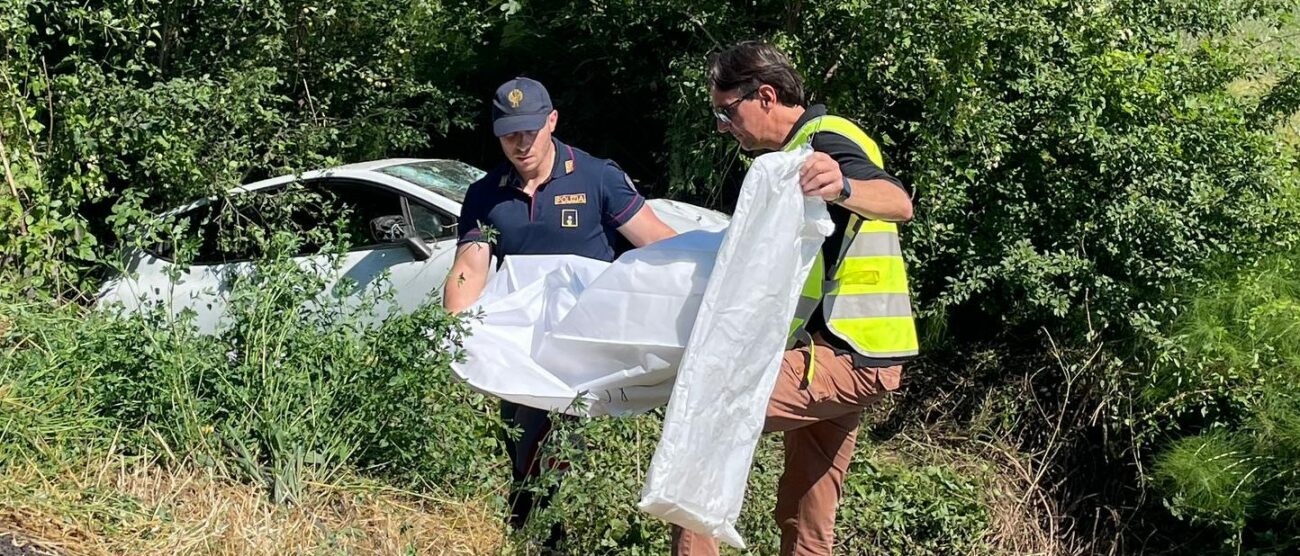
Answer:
[{"left": 784, "top": 115, "right": 919, "bottom": 367}]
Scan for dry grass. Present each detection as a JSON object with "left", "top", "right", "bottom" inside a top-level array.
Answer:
[
  {"left": 968, "top": 439, "right": 1086, "bottom": 556},
  {"left": 0, "top": 454, "right": 504, "bottom": 555},
  {"left": 880, "top": 431, "right": 1073, "bottom": 556}
]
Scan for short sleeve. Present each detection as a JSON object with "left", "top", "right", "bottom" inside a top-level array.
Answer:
[
  {"left": 811, "top": 132, "right": 910, "bottom": 196},
  {"left": 600, "top": 162, "right": 646, "bottom": 227},
  {"left": 456, "top": 177, "right": 493, "bottom": 245}
]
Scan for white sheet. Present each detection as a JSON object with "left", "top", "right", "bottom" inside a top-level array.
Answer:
[
  {"left": 637, "top": 147, "right": 830, "bottom": 548},
  {"left": 449, "top": 149, "right": 828, "bottom": 547},
  {"left": 452, "top": 230, "right": 724, "bottom": 417}
]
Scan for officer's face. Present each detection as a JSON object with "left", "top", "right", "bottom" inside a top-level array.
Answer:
[
  {"left": 500, "top": 110, "right": 559, "bottom": 176},
  {"left": 711, "top": 86, "right": 763, "bottom": 151}
]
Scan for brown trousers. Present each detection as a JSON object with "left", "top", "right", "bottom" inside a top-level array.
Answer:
[{"left": 672, "top": 344, "right": 902, "bottom": 556}]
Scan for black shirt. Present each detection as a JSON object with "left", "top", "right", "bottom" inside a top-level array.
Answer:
[{"left": 783, "top": 105, "right": 912, "bottom": 367}]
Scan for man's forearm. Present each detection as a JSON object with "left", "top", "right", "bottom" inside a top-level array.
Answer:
[
  {"left": 618, "top": 205, "right": 679, "bottom": 248},
  {"left": 840, "top": 178, "right": 913, "bottom": 222},
  {"left": 442, "top": 268, "right": 487, "bottom": 313},
  {"left": 443, "top": 242, "right": 492, "bottom": 313}
]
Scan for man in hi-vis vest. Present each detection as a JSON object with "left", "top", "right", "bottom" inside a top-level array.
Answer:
[{"left": 672, "top": 41, "right": 918, "bottom": 556}]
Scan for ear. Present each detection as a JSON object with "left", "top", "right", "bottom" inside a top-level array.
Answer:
[
  {"left": 757, "top": 84, "right": 779, "bottom": 107},
  {"left": 547, "top": 110, "right": 559, "bottom": 132}
]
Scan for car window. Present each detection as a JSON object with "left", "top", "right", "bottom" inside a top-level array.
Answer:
[
  {"left": 306, "top": 180, "right": 405, "bottom": 251},
  {"left": 146, "top": 180, "right": 406, "bottom": 264},
  {"left": 145, "top": 202, "right": 223, "bottom": 263},
  {"left": 407, "top": 201, "right": 457, "bottom": 241},
  {"left": 378, "top": 160, "right": 484, "bottom": 203}
]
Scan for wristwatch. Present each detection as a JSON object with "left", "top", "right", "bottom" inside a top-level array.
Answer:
[{"left": 831, "top": 177, "right": 852, "bottom": 205}]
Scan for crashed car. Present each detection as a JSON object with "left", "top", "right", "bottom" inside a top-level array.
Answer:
[{"left": 96, "top": 158, "right": 729, "bottom": 331}]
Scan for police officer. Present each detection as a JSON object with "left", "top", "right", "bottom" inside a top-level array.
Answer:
[
  {"left": 442, "top": 77, "right": 677, "bottom": 547},
  {"left": 671, "top": 42, "right": 918, "bottom": 556}
]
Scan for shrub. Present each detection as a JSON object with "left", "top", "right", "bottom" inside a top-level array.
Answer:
[
  {"left": 1, "top": 238, "right": 503, "bottom": 502},
  {"left": 517, "top": 416, "right": 992, "bottom": 554},
  {"left": 654, "top": 0, "right": 1300, "bottom": 345},
  {"left": 837, "top": 456, "right": 990, "bottom": 555}
]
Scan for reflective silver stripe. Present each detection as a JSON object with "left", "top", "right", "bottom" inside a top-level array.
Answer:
[
  {"left": 792, "top": 294, "right": 821, "bottom": 322},
  {"left": 831, "top": 215, "right": 861, "bottom": 272},
  {"left": 844, "top": 232, "right": 902, "bottom": 258},
  {"left": 825, "top": 293, "right": 913, "bottom": 318},
  {"left": 856, "top": 347, "right": 918, "bottom": 358}
]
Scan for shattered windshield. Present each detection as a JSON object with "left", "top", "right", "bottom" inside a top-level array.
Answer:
[{"left": 378, "top": 160, "right": 485, "bottom": 203}]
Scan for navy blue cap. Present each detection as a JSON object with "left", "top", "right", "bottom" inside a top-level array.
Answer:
[{"left": 492, "top": 77, "right": 553, "bottom": 137}]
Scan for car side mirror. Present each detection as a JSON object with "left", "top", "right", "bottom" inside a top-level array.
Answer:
[{"left": 404, "top": 235, "right": 433, "bottom": 261}]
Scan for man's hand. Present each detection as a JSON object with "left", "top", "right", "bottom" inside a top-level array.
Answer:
[
  {"left": 799, "top": 152, "right": 844, "bottom": 202},
  {"left": 798, "top": 151, "right": 914, "bottom": 222}
]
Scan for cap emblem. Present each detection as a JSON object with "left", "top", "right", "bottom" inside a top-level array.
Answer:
[{"left": 508, "top": 89, "right": 524, "bottom": 108}]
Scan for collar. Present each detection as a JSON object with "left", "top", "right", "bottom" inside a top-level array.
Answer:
[
  {"left": 498, "top": 137, "right": 577, "bottom": 189},
  {"left": 780, "top": 104, "right": 827, "bottom": 149}
]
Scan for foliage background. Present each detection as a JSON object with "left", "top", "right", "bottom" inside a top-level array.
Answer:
[{"left": 3, "top": 0, "right": 1300, "bottom": 553}]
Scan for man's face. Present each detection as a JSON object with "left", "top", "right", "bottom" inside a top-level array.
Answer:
[
  {"left": 499, "top": 110, "right": 559, "bottom": 175},
  {"left": 710, "top": 86, "right": 764, "bottom": 151}
]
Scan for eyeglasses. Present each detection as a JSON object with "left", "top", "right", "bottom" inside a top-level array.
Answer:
[{"left": 712, "top": 87, "right": 759, "bottom": 125}]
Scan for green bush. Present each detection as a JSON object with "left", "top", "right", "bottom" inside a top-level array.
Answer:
[
  {"left": 466, "top": 0, "right": 1300, "bottom": 344},
  {"left": 530, "top": 413, "right": 673, "bottom": 555},
  {"left": 0, "top": 239, "right": 503, "bottom": 502},
  {"left": 511, "top": 416, "right": 992, "bottom": 554},
  {"left": 837, "top": 456, "right": 990, "bottom": 555},
  {"left": 678, "top": 1, "right": 1300, "bottom": 342},
  {"left": 1, "top": 0, "right": 495, "bottom": 295}
]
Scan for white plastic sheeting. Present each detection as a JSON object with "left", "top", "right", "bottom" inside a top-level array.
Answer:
[
  {"left": 450, "top": 148, "right": 827, "bottom": 547},
  {"left": 638, "top": 147, "right": 831, "bottom": 548},
  {"left": 452, "top": 230, "right": 725, "bottom": 416},
  {"left": 644, "top": 197, "right": 730, "bottom": 236}
]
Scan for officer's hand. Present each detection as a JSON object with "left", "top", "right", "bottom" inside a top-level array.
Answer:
[{"left": 799, "top": 152, "right": 844, "bottom": 202}]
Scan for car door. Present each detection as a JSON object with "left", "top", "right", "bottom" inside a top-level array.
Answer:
[
  {"left": 296, "top": 178, "right": 454, "bottom": 323},
  {"left": 378, "top": 194, "right": 460, "bottom": 313},
  {"left": 101, "top": 177, "right": 456, "bottom": 332},
  {"left": 97, "top": 194, "right": 271, "bottom": 332}
]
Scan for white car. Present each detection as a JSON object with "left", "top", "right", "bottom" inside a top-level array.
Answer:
[{"left": 96, "top": 159, "right": 729, "bottom": 332}]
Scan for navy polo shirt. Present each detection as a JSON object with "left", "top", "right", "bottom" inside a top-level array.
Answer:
[{"left": 456, "top": 138, "right": 646, "bottom": 262}]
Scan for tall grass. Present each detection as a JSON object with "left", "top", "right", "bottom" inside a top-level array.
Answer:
[
  {"left": 0, "top": 234, "right": 504, "bottom": 503},
  {"left": 0, "top": 226, "right": 1009, "bottom": 553},
  {"left": 1145, "top": 249, "right": 1300, "bottom": 548}
]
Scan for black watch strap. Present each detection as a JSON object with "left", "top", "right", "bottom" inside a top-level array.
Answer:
[{"left": 832, "top": 177, "right": 852, "bottom": 205}]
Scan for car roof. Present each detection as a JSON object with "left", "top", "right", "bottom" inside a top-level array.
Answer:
[
  {"left": 155, "top": 159, "right": 467, "bottom": 219},
  {"left": 331, "top": 158, "right": 430, "bottom": 171},
  {"left": 237, "top": 158, "right": 448, "bottom": 192}
]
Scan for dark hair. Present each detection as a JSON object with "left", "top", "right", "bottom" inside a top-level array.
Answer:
[{"left": 707, "top": 41, "right": 805, "bottom": 107}]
